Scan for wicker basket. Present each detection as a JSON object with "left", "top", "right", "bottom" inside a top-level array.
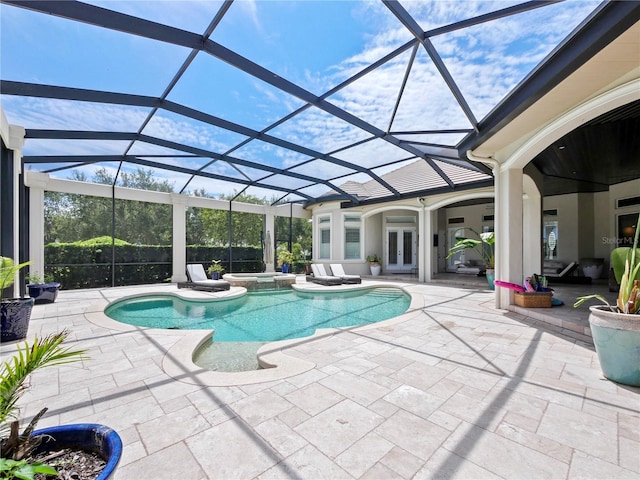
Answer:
[{"left": 514, "top": 291, "right": 552, "bottom": 308}]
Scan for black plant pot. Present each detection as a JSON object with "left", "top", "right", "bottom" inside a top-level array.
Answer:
[
  {"left": 0, "top": 297, "right": 35, "bottom": 343},
  {"left": 32, "top": 423, "right": 123, "bottom": 480},
  {"left": 27, "top": 282, "right": 61, "bottom": 304}
]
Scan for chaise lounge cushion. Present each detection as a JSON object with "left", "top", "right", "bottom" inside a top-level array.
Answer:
[
  {"left": 184, "top": 264, "right": 231, "bottom": 291},
  {"left": 328, "top": 264, "right": 362, "bottom": 284},
  {"left": 309, "top": 264, "right": 343, "bottom": 285}
]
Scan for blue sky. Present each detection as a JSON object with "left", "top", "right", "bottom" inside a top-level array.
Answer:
[{"left": 0, "top": 0, "right": 601, "bottom": 200}]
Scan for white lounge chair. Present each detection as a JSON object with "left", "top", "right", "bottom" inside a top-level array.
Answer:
[
  {"left": 329, "top": 264, "right": 362, "bottom": 284},
  {"left": 181, "top": 264, "right": 231, "bottom": 291},
  {"left": 309, "top": 264, "right": 342, "bottom": 285}
]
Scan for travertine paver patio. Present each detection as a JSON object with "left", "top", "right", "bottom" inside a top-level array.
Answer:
[{"left": 6, "top": 279, "right": 639, "bottom": 479}]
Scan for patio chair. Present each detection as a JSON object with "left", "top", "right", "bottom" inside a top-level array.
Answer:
[
  {"left": 309, "top": 264, "right": 343, "bottom": 286},
  {"left": 179, "top": 264, "right": 231, "bottom": 291},
  {"left": 329, "top": 264, "right": 362, "bottom": 284}
]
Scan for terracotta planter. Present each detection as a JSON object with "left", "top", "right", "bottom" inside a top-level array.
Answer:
[
  {"left": 588, "top": 305, "right": 640, "bottom": 387},
  {"left": 32, "top": 423, "right": 122, "bottom": 480},
  {"left": 1, "top": 297, "right": 35, "bottom": 343}
]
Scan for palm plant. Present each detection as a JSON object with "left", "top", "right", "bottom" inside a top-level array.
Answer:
[
  {"left": 575, "top": 213, "right": 640, "bottom": 314},
  {"left": 446, "top": 229, "right": 495, "bottom": 269},
  {"left": 0, "top": 257, "right": 31, "bottom": 299},
  {"left": 0, "top": 331, "right": 87, "bottom": 462}
]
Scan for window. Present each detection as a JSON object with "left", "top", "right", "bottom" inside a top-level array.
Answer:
[
  {"left": 343, "top": 215, "right": 361, "bottom": 260},
  {"left": 318, "top": 216, "right": 330, "bottom": 259},
  {"left": 618, "top": 213, "right": 639, "bottom": 247},
  {"left": 543, "top": 220, "right": 558, "bottom": 260},
  {"left": 345, "top": 228, "right": 360, "bottom": 259},
  {"left": 387, "top": 215, "right": 416, "bottom": 224}
]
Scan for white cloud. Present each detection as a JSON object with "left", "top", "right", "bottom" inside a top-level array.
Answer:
[
  {"left": 84, "top": 0, "right": 222, "bottom": 33},
  {"left": 2, "top": 96, "right": 149, "bottom": 132},
  {"left": 4, "top": 0, "right": 601, "bottom": 198}
]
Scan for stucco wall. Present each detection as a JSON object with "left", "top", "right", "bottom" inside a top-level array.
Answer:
[
  {"left": 577, "top": 193, "right": 595, "bottom": 259},
  {"left": 593, "top": 190, "right": 611, "bottom": 267},
  {"left": 543, "top": 194, "right": 578, "bottom": 264},
  {"left": 443, "top": 203, "right": 495, "bottom": 269},
  {"left": 542, "top": 178, "right": 640, "bottom": 278},
  {"left": 307, "top": 179, "right": 639, "bottom": 279}
]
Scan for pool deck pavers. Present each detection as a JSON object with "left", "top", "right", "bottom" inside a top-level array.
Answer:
[{"left": 5, "top": 278, "right": 639, "bottom": 479}]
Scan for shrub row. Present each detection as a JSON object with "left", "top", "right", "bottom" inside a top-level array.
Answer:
[{"left": 44, "top": 244, "right": 264, "bottom": 289}]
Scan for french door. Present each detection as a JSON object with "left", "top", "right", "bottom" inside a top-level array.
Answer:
[
  {"left": 447, "top": 227, "right": 465, "bottom": 272},
  {"left": 386, "top": 228, "right": 416, "bottom": 271}
]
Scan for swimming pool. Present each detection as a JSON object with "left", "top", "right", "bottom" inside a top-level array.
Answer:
[{"left": 105, "top": 287, "right": 410, "bottom": 342}]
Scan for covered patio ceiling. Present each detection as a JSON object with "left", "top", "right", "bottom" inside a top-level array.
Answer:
[{"left": 1, "top": 1, "right": 638, "bottom": 206}]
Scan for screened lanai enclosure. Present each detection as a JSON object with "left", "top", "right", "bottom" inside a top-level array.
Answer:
[{"left": 1, "top": 0, "right": 639, "bottom": 289}]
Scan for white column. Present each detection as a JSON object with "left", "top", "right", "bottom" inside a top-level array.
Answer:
[
  {"left": 416, "top": 200, "right": 436, "bottom": 283},
  {"left": 418, "top": 206, "right": 425, "bottom": 282},
  {"left": 496, "top": 167, "right": 524, "bottom": 309},
  {"left": 522, "top": 175, "right": 542, "bottom": 279},
  {"left": 428, "top": 209, "right": 437, "bottom": 282},
  {"left": 7, "top": 121, "right": 26, "bottom": 297},
  {"left": 264, "top": 209, "right": 275, "bottom": 273},
  {"left": 28, "top": 178, "right": 47, "bottom": 277},
  {"left": 171, "top": 194, "right": 188, "bottom": 283}
]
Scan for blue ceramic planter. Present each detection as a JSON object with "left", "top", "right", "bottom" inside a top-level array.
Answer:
[
  {"left": 0, "top": 297, "right": 35, "bottom": 342},
  {"left": 486, "top": 269, "right": 495, "bottom": 290},
  {"left": 27, "top": 282, "right": 61, "bottom": 304},
  {"left": 588, "top": 306, "right": 640, "bottom": 387},
  {"left": 32, "top": 423, "right": 123, "bottom": 480}
]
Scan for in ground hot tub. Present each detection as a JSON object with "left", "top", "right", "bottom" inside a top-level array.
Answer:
[{"left": 222, "top": 272, "right": 297, "bottom": 290}]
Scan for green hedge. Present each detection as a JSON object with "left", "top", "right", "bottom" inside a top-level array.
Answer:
[{"left": 44, "top": 244, "right": 264, "bottom": 289}]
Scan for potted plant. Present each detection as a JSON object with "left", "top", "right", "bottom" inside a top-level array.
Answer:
[
  {"left": 0, "top": 330, "right": 123, "bottom": 479},
  {"left": 277, "top": 250, "right": 294, "bottom": 274},
  {"left": 207, "top": 260, "right": 225, "bottom": 280},
  {"left": 25, "top": 272, "right": 61, "bottom": 304},
  {"left": 1, "top": 257, "right": 34, "bottom": 343},
  {"left": 574, "top": 213, "right": 640, "bottom": 387},
  {"left": 446, "top": 230, "right": 495, "bottom": 289},
  {"left": 366, "top": 254, "right": 381, "bottom": 276},
  {"left": 301, "top": 250, "right": 312, "bottom": 275}
]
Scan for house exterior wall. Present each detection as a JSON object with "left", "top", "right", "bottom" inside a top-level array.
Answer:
[
  {"left": 307, "top": 192, "right": 496, "bottom": 276},
  {"left": 442, "top": 203, "right": 494, "bottom": 269},
  {"left": 543, "top": 194, "right": 579, "bottom": 264},
  {"left": 541, "top": 178, "right": 639, "bottom": 278},
  {"left": 610, "top": 179, "right": 640, "bottom": 241},
  {"left": 363, "top": 213, "right": 382, "bottom": 275},
  {"left": 309, "top": 177, "right": 638, "bottom": 282},
  {"left": 577, "top": 193, "right": 595, "bottom": 260},
  {"left": 593, "top": 190, "right": 611, "bottom": 267}
]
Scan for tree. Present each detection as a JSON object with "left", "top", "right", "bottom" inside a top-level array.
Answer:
[
  {"left": 198, "top": 192, "right": 266, "bottom": 246},
  {"left": 185, "top": 189, "right": 210, "bottom": 246},
  {"left": 275, "top": 215, "right": 312, "bottom": 255},
  {"left": 44, "top": 168, "right": 174, "bottom": 245}
]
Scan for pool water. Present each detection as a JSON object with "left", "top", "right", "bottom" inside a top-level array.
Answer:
[{"left": 105, "top": 287, "right": 410, "bottom": 342}]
